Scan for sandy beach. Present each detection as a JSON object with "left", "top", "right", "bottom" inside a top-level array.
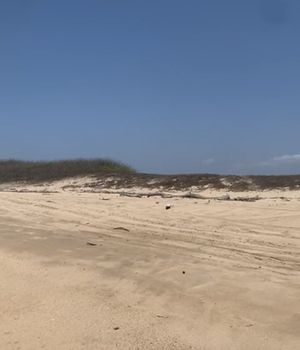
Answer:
[
  {"left": 2, "top": 0, "right": 300, "bottom": 347},
  {"left": 0, "top": 187, "right": 299, "bottom": 349}
]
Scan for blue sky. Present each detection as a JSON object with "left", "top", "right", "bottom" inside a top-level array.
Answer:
[{"left": 1, "top": 0, "right": 300, "bottom": 174}]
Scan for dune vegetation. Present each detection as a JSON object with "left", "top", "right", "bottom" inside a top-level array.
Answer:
[{"left": 0, "top": 159, "right": 135, "bottom": 183}]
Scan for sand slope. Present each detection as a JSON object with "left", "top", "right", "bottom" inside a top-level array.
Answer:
[{"left": 0, "top": 190, "right": 299, "bottom": 349}]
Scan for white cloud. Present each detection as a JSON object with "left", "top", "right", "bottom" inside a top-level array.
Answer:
[
  {"left": 202, "top": 158, "right": 215, "bottom": 165},
  {"left": 272, "top": 154, "right": 300, "bottom": 163},
  {"left": 254, "top": 153, "right": 300, "bottom": 168},
  {"left": 232, "top": 154, "right": 300, "bottom": 173}
]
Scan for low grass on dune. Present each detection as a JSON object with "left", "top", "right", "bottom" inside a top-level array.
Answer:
[{"left": 0, "top": 159, "right": 135, "bottom": 183}]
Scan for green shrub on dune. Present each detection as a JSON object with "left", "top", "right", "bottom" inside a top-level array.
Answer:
[{"left": 0, "top": 159, "right": 135, "bottom": 183}]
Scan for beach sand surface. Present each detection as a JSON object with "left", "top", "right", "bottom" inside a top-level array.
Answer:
[{"left": 0, "top": 189, "right": 299, "bottom": 349}]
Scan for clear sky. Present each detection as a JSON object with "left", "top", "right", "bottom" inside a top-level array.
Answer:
[{"left": 1, "top": 0, "right": 300, "bottom": 174}]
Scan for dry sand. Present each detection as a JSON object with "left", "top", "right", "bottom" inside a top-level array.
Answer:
[{"left": 0, "top": 187, "right": 299, "bottom": 349}]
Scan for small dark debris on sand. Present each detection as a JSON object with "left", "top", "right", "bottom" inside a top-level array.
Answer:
[
  {"left": 86, "top": 241, "right": 97, "bottom": 246},
  {"left": 113, "top": 227, "right": 130, "bottom": 232}
]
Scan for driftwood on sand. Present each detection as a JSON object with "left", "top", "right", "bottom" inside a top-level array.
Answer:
[{"left": 100, "top": 190, "right": 261, "bottom": 202}]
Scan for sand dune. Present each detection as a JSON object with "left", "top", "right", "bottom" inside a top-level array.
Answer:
[{"left": 0, "top": 186, "right": 299, "bottom": 349}]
